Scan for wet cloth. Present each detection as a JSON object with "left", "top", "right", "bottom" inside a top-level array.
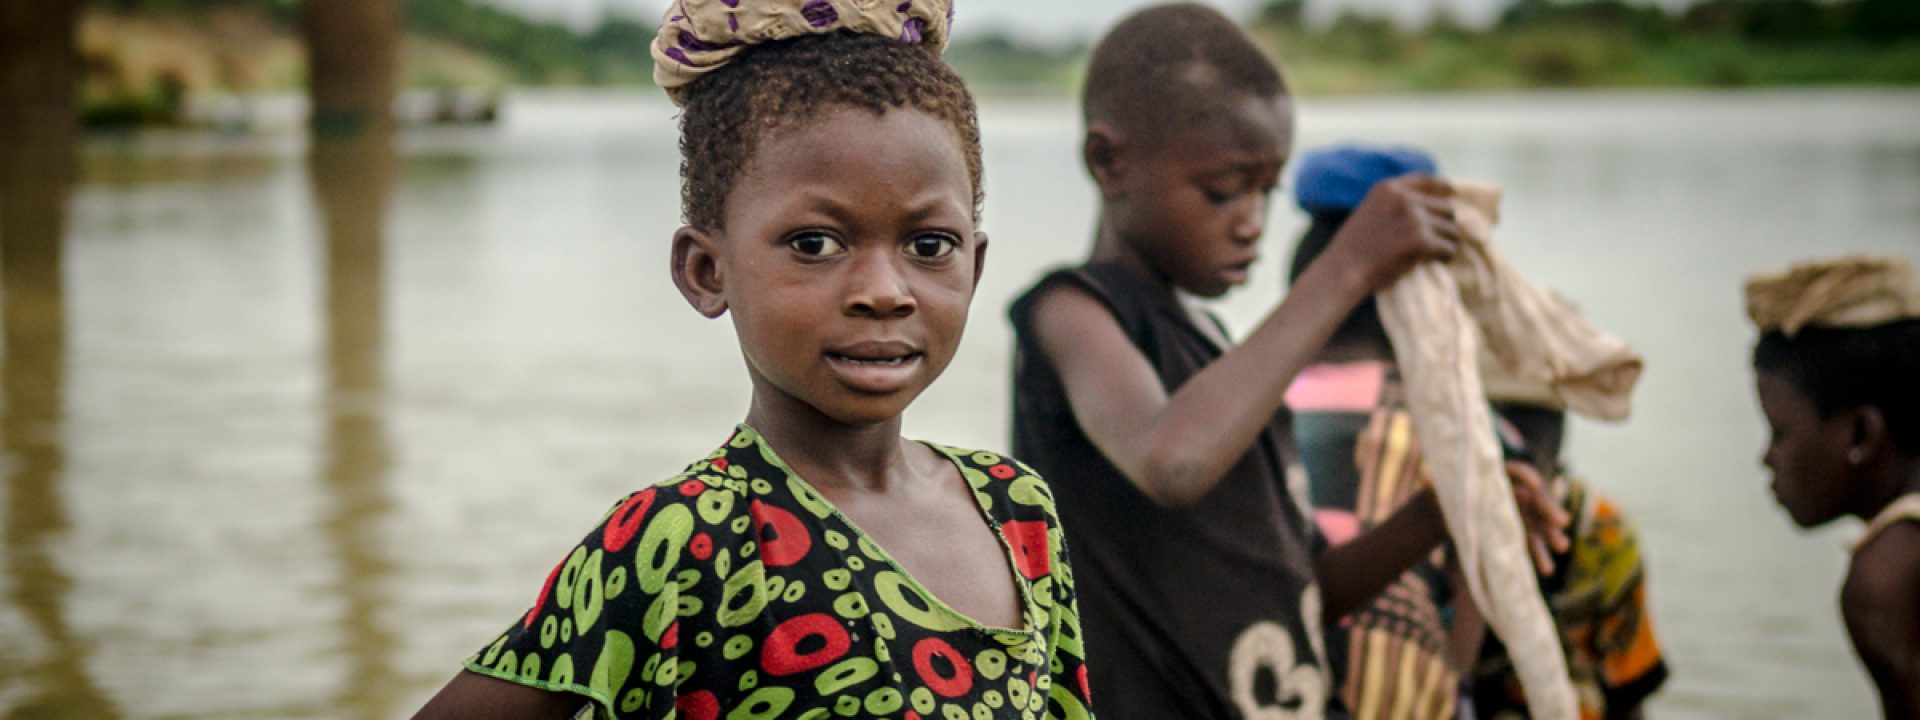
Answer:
[
  {"left": 1288, "top": 361, "right": 1459, "bottom": 720},
  {"left": 465, "top": 425, "right": 1095, "bottom": 720},
  {"left": 1374, "top": 181, "right": 1646, "bottom": 720},
  {"left": 650, "top": 0, "right": 954, "bottom": 104},
  {"left": 1744, "top": 255, "right": 1920, "bottom": 336},
  {"left": 1855, "top": 493, "right": 1920, "bottom": 553},
  {"left": 1010, "top": 262, "right": 1329, "bottom": 720},
  {"left": 1471, "top": 476, "right": 1668, "bottom": 720}
]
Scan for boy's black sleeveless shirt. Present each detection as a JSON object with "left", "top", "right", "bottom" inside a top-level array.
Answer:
[{"left": 1008, "top": 262, "right": 1330, "bottom": 720}]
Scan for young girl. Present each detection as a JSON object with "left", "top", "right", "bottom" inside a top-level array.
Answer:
[
  {"left": 415, "top": 4, "right": 1095, "bottom": 718},
  {"left": 1747, "top": 255, "right": 1920, "bottom": 719}
]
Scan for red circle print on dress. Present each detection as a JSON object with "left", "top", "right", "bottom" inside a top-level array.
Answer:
[
  {"left": 988, "top": 463, "right": 1017, "bottom": 480},
  {"left": 913, "top": 637, "right": 974, "bottom": 697},
  {"left": 675, "top": 690, "right": 719, "bottom": 720},
  {"left": 603, "top": 489, "right": 658, "bottom": 553},
  {"left": 1000, "top": 519, "right": 1051, "bottom": 580},
  {"left": 662, "top": 621, "right": 680, "bottom": 650},
  {"left": 749, "top": 499, "right": 813, "bottom": 567},
  {"left": 689, "top": 531, "right": 714, "bottom": 560},
  {"left": 523, "top": 558, "right": 565, "bottom": 627},
  {"left": 761, "top": 613, "right": 851, "bottom": 675}
]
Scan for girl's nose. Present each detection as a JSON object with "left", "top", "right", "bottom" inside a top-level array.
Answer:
[{"left": 844, "top": 251, "right": 915, "bottom": 318}]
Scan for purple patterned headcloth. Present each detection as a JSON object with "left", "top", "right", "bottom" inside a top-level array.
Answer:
[{"left": 651, "top": 0, "right": 956, "bottom": 106}]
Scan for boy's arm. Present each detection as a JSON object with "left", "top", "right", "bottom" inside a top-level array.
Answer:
[
  {"left": 1028, "top": 176, "right": 1459, "bottom": 508},
  {"left": 1842, "top": 522, "right": 1920, "bottom": 720},
  {"left": 415, "top": 671, "right": 588, "bottom": 720}
]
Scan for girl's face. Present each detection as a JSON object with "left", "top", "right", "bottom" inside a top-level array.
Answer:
[
  {"left": 1756, "top": 370, "right": 1857, "bottom": 527},
  {"left": 687, "top": 106, "right": 983, "bottom": 428}
]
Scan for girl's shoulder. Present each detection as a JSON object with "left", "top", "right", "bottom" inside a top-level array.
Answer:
[{"left": 920, "top": 443, "right": 1064, "bottom": 525}]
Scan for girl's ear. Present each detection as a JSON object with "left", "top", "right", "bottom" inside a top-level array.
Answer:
[
  {"left": 1082, "top": 124, "right": 1128, "bottom": 200},
  {"left": 970, "top": 231, "right": 989, "bottom": 292},
  {"left": 1849, "top": 404, "right": 1890, "bottom": 463},
  {"left": 671, "top": 225, "right": 728, "bottom": 318}
]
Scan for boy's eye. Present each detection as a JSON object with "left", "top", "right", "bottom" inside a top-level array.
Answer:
[
  {"left": 788, "top": 232, "right": 845, "bottom": 257},
  {"left": 1202, "top": 187, "right": 1238, "bottom": 205},
  {"left": 907, "top": 233, "right": 959, "bottom": 259}
]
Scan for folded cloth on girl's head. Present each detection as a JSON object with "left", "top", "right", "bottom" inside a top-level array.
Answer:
[
  {"left": 651, "top": 0, "right": 955, "bottom": 105},
  {"left": 1374, "top": 180, "right": 1643, "bottom": 720},
  {"left": 1744, "top": 255, "right": 1920, "bottom": 336}
]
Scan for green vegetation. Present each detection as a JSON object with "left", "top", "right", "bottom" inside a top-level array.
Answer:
[
  {"left": 1251, "top": 0, "right": 1920, "bottom": 93},
  {"left": 71, "top": 0, "right": 1920, "bottom": 124}
]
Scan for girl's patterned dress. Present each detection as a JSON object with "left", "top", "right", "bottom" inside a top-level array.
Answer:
[{"left": 465, "top": 425, "right": 1095, "bottom": 720}]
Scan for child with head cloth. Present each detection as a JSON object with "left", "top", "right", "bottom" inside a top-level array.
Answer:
[
  {"left": 1747, "top": 255, "right": 1920, "bottom": 720},
  {"left": 415, "top": 2, "right": 1096, "bottom": 718}
]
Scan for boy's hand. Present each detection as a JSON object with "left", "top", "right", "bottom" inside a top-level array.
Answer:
[
  {"left": 1505, "top": 460, "right": 1571, "bottom": 575},
  {"left": 1326, "top": 174, "right": 1462, "bottom": 293}
]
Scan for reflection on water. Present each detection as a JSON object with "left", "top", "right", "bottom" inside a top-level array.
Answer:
[
  {"left": 314, "top": 126, "right": 399, "bottom": 718},
  {"left": 0, "top": 90, "right": 1914, "bottom": 718},
  {"left": 0, "top": 8, "right": 120, "bottom": 714}
]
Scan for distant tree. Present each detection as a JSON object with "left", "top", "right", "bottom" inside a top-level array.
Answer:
[
  {"left": 1682, "top": 0, "right": 1844, "bottom": 43},
  {"left": 1258, "top": 0, "right": 1305, "bottom": 27},
  {"left": 1848, "top": 0, "right": 1920, "bottom": 41},
  {"left": 1499, "top": 0, "right": 1675, "bottom": 40}
]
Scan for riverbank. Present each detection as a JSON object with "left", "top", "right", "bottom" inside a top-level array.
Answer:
[{"left": 71, "top": 0, "right": 1920, "bottom": 128}]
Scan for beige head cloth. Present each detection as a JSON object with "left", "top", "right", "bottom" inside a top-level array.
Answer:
[
  {"left": 651, "top": 0, "right": 955, "bottom": 105},
  {"left": 1744, "top": 255, "right": 1920, "bottom": 337}
]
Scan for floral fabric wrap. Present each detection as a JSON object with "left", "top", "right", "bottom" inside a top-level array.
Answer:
[{"left": 651, "top": 0, "right": 955, "bottom": 105}]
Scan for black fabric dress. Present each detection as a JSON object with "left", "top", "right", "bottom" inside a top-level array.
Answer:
[{"left": 1009, "top": 261, "right": 1331, "bottom": 720}]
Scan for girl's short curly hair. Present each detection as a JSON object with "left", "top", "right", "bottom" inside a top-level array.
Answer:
[{"left": 677, "top": 31, "right": 983, "bottom": 232}]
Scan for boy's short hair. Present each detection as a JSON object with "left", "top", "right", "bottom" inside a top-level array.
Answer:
[
  {"left": 1753, "top": 319, "right": 1920, "bottom": 455},
  {"left": 678, "top": 31, "right": 982, "bottom": 231},
  {"left": 1081, "top": 3, "right": 1287, "bottom": 140}
]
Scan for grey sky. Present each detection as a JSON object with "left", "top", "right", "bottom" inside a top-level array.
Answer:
[{"left": 481, "top": 0, "right": 1533, "bottom": 40}]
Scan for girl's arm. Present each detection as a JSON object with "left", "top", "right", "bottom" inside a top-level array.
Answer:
[
  {"left": 1316, "top": 462, "right": 1566, "bottom": 620},
  {"left": 1842, "top": 523, "right": 1920, "bottom": 720},
  {"left": 1028, "top": 176, "right": 1459, "bottom": 508},
  {"left": 415, "top": 671, "right": 587, "bottom": 720}
]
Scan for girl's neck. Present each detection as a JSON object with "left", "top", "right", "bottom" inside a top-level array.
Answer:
[
  {"left": 1856, "top": 453, "right": 1920, "bottom": 520},
  {"left": 1089, "top": 222, "right": 1175, "bottom": 301},
  {"left": 744, "top": 392, "right": 914, "bottom": 494}
]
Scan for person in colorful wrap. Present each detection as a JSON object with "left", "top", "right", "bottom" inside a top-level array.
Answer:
[
  {"left": 1745, "top": 255, "right": 1920, "bottom": 720},
  {"left": 1006, "top": 7, "right": 1567, "bottom": 720},
  {"left": 1467, "top": 349, "right": 1669, "bottom": 720},
  {"left": 415, "top": 3, "right": 1096, "bottom": 718},
  {"left": 1281, "top": 144, "right": 1467, "bottom": 720}
]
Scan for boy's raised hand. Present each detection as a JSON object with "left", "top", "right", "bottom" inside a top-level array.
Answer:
[{"left": 1324, "top": 174, "right": 1463, "bottom": 293}]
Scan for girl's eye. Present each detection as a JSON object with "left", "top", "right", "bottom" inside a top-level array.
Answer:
[
  {"left": 1202, "top": 188, "right": 1236, "bottom": 205},
  {"left": 907, "top": 234, "right": 959, "bottom": 259},
  {"left": 788, "top": 232, "right": 845, "bottom": 257}
]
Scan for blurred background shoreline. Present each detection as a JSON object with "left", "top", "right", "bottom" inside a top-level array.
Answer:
[{"left": 65, "top": 0, "right": 1920, "bottom": 131}]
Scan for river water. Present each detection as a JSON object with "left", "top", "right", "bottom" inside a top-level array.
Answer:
[{"left": 0, "top": 90, "right": 1915, "bottom": 718}]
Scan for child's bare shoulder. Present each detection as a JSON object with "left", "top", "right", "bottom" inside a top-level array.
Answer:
[{"left": 1841, "top": 520, "right": 1920, "bottom": 642}]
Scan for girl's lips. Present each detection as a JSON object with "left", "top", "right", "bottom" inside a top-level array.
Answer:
[{"left": 824, "top": 351, "right": 924, "bottom": 393}]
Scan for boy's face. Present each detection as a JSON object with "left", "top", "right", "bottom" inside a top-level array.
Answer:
[
  {"left": 1104, "top": 94, "right": 1293, "bottom": 298},
  {"left": 707, "top": 107, "right": 983, "bottom": 427},
  {"left": 1756, "top": 370, "right": 1856, "bottom": 527}
]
